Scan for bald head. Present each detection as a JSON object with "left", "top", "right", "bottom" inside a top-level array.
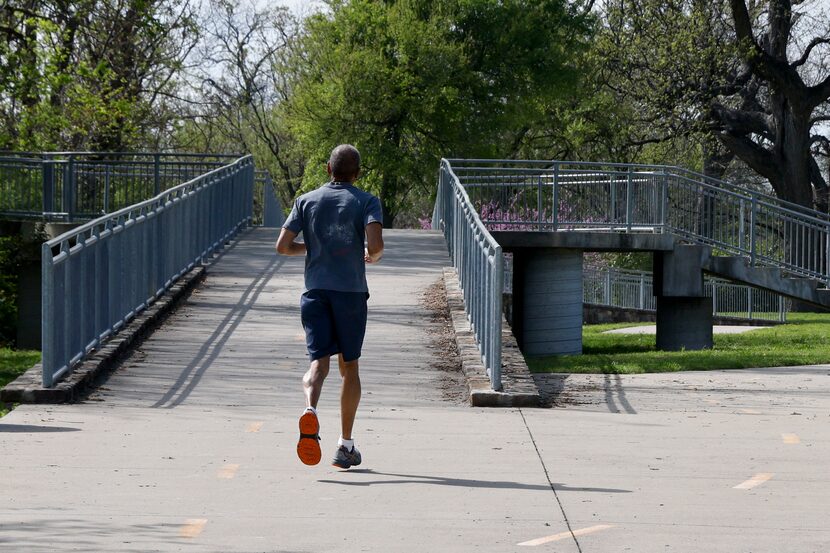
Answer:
[{"left": 328, "top": 144, "right": 361, "bottom": 182}]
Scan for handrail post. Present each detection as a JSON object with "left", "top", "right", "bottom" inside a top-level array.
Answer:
[
  {"left": 825, "top": 224, "right": 830, "bottom": 287},
  {"left": 626, "top": 166, "right": 633, "bottom": 231},
  {"left": 42, "top": 161, "right": 55, "bottom": 213},
  {"left": 712, "top": 281, "right": 717, "bottom": 314},
  {"left": 552, "top": 163, "right": 559, "bottom": 231},
  {"left": 64, "top": 155, "right": 75, "bottom": 219},
  {"left": 661, "top": 170, "right": 669, "bottom": 232},
  {"left": 153, "top": 153, "right": 161, "bottom": 195},
  {"left": 749, "top": 196, "right": 757, "bottom": 266},
  {"left": 41, "top": 243, "right": 54, "bottom": 387},
  {"left": 739, "top": 198, "right": 746, "bottom": 252},
  {"left": 537, "top": 175, "right": 543, "bottom": 229},
  {"left": 639, "top": 274, "right": 645, "bottom": 309}
]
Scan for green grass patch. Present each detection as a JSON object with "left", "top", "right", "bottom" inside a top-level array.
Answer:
[
  {"left": 527, "top": 313, "right": 830, "bottom": 374},
  {"left": 0, "top": 348, "right": 40, "bottom": 417}
]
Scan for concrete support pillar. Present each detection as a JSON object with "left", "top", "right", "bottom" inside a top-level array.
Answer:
[
  {"left": 655, "top": 296, "right": 713, "bottom": 350},
  {"left": 654, "top": 244, "right": 713, "bottom": 351},
  {"left": 515, "top": 248, "right": 583, "bottom": 356}
]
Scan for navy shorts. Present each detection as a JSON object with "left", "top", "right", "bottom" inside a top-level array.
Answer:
[{"left": 300, "top": 289, "right": 369, "bottom": 362}]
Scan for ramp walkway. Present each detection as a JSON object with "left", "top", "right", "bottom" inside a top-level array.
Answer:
[{"left": 2, "top": 228, "right": 829, "bottom": 551}]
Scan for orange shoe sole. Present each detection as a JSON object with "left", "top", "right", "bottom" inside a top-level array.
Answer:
[{"left": 297, "top": 411, "right": 321, "bottom": 466}]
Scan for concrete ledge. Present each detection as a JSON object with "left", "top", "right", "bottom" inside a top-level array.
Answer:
[
  {"left": 1, "top": 266, "right": 206, "bottom": 404},
  {"left": 442, "top": 268, "right": 541, "bottom": 408}
]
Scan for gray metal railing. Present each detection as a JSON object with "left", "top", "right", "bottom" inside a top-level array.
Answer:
[
  {"left": 449, "top": 159, "right": 830, "bottom": 286},
  {"left": 433, "top": 159, "right": 504, "bottom": 390},
  {"left": 0, "top": 152, "right": 240, "bottom": 220},
  {"left": 255, "top": 170, "right": 286, "bottom": 227},
  {"left": 583, "top": 267, "right": 788, "bottom": 322},
  {"left": 41, "top": 155, "right": 255, "bottom": 387}
]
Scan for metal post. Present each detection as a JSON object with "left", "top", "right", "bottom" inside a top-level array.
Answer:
[
  {"left": 64, "top": 156, "right": 75, "bottom": 219},
  {"left": 552, "top": 163, "right": 559, "bottom": 231},
  {"left": 661, "top": 170, "right": 669, "bottom": 232},
  {"left": 153, "top": 153, "right": 161, "bottom": 195},
  {"left": 626, "top": 166, "right": 633, "bottom": 231},
  {"left": 42, "top": 161, "right": 55, "bottom": 213},
  {"left": 749, "top": 196, "right": 757, "bottom": 266},
  {"left": 739, "top": 199, "right": 746, "bottom": 252},
  {"left": 537, "top": 175, "right": 543, "bottom": 229},
  {"left": 104, "top": 164, "right": 111, "bottom": 213},
  {"left": 712, "top": 281, "right": 717, "bottom": 314},
  {"left": 605, "top": 270, "right": 611, "bottom": 305},
  {"left": 639, "top": 274, "right": 645, "bottom": 309},
  {"left": 747, "top": 287, "right": 753, "bottom": 320},
  {"left": 41, "top": 243, "right": 54, "bottom": 387}
]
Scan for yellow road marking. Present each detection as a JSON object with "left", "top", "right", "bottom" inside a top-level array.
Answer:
[
  {"left": 180, "top": 519, "right": 207, "bottom": 538},
  {"left": 217, "top": 464, "right": 240, "bottom": 479},
  {"left": 246, "top": 422, "right": 264, "bottom": 433},
  {"left": 782, "top": 433, "right": 800, "bottom": 444},
  {"left": 739, "top": 408, "right": 761, "bottom": 414},
  {"left": 733, "top": 473, "right": 774, "bottom": 490},
  {"left": 518, "top": 525, "right": 615, "bottom": 546}
]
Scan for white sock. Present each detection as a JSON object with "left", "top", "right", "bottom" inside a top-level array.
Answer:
[
  {"left": 304, "top": 406, "right": 317, "bottom": 416},
  {"left": 338, "top": 436, "right": 354, "bottom": 450}
]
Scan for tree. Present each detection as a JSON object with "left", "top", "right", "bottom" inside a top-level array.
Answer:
[
  {"left": 287, "top": 0, "right": 593, "bottom": 227},
  {"left": 181, "top": 0, "right": 306, "bottom": 208},
  {"left": 596, "top": 0, "right": 830, "bottom": 210},
  {"left": 0, "top": 0, "right": 199, "bottom": 151}
]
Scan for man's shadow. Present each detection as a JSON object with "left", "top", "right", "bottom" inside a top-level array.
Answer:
[{"left": 319, "top": 469, "right": 630, "bottom": 493}]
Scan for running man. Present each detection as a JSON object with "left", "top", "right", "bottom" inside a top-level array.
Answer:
[{"left": 276, "top": 144, "right": 384, "bottom": 469}]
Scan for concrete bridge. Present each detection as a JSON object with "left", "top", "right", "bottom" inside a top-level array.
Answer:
[
  {"left": 2, "top": 227, "right": 830, "bottom": 551},
  {"left": 2, "top": 155, "right": 830, "bottom": 550}
]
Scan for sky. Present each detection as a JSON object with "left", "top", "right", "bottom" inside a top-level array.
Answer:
[{"left": 273, "top": 0, "right": 325, "bottom": 17}]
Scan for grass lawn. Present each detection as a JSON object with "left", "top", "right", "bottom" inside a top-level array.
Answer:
[
  {"left": 527, "top": 313, "right": 830, "bottom": 374},
  {"left": 0, "top": 348, "right": 40, "bottom": 417}
]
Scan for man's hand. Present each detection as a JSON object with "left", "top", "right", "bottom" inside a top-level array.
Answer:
[
  {"left": 276, "top": 228, "right": 307, "bottom": 256},
  {"left": 365, "top": 222, "right": 383, "bottom": 263},
  {"left": 364, "top": 247, "right": 381, "bottom": 264}
]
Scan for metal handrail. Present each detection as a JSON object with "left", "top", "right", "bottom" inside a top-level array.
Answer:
[
  {"left": 0, "top": 152, "right": 244, "bottom": 220},
  {"left": 433, "top": 159, "right": 503, "bottom": 390},
  {"left": 583, "top": 267, "right": 788, "bottom": 322},
  {"left": 41, "top": 155, "right": 255, "bottom": 387},
  {"left": 448, "top": 159, "right": 830, "bottom": 286}
]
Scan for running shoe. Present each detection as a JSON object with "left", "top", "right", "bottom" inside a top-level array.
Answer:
[
  {"left": 332, "top": 445, "right": 362, "bottom": 469},
  {"left": 297, "top": 409, "right": 321, "bottom": 465}
]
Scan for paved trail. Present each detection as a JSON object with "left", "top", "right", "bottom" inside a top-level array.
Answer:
[{"left": 2, "top": 228, "right": 829, "bottom": 552}]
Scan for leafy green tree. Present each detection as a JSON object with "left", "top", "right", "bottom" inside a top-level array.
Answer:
[
  {"left": 596, "top": 0, "right": 830, "bottom": 209},
  {"left": 287, "top": 0, "right": 593, "bottom": 226},
  {"left": 0, "top": 0, "right": 199, "bottom": 152}
]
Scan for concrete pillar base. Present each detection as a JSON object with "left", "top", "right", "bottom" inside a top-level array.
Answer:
[
  {"left": 520, "top": 249, "right": 583, "bottom": 356},
  {"left": 656, "top": 296, "right": 713, "bottom": 351}
]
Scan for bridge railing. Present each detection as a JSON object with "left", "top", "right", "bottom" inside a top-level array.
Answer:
[
  {"left": 583, "top": 267, "right": 788, "bottom": 322},
  {"left": 41, "top": 155, "right": 255, "bottom": 387},
  {"left": 448, "top": 159, "right": 830, "bottom": 286},
  {"left": 0, "top": 152, "right": 240, "bottom": 220},
  {"left": 433, "top": 159, "right": 503, "bottom": 390}
]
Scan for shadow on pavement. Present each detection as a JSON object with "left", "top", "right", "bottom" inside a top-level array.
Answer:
[
  {"left": 0, "top": 424, "right": 81, "bottom": 433},
  {"left": 319, "top": 470, "right": 631, "bottom": 493}
]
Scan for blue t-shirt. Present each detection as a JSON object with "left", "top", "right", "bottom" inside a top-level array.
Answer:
[{"left": 283, "top": 182, "right": 383, "bottom": 293}]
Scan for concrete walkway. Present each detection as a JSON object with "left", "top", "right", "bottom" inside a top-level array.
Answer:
[{"left": 2, "top": 228, "right": 829, "bottom": 552}]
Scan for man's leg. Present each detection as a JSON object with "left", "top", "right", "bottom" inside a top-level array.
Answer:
[
  {"left": 303, "top": 356, "right": 330, "bottom": 409},
  {"left": 337, "top": 354, "right": 361, "bottom": 440}
]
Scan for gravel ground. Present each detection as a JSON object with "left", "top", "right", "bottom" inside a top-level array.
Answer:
[{"left": 420, "top": 279, "right": 469, "bottom": 404}]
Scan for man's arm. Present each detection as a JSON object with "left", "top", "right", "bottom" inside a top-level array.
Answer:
[
  {"left": 364, "top": 222, "right": 383, "bottom": 263},
  {"left": 276, "top": 228, "right": 307, "bottom": 256}
]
